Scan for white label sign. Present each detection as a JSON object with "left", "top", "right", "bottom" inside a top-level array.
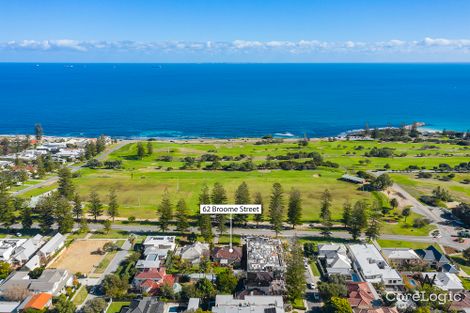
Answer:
[{"left": 200, "top": 204, "right": 262, "bottom": 214}]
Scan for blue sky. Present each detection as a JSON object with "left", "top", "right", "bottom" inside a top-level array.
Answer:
[{"left": 1, "top": 0, "right": 470, "bottom": 62}]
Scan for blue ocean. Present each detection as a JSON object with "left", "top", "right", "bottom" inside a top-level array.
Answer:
[{"left": 0, "top": 63, "right": 469, "bottom": 138}]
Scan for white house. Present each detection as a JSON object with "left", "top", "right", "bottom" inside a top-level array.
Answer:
[
  {"left": 212, "top": 295, "right": 285, "bottom": 313},
  {"left": 136, "top": 254, "right": 161, "bottom": 271},
  {"left": 38, "top": 233, "right": 65, "bottom": 259},
  {"left": 143, "top": 236, "right": 176, "bottom": 258},
  {"left": 318, "top": 244, "right": 353, "bottom": 278},
  {"left": 421, "top": 272, "right": 464, "bottom": 292},
  {"left": 24, "top": 255, "right": 41, "bottom": 271},
  {"left": 381, "top": 248, "right": 422, "bottom": 268},
  {"left": 12, "top": 235, "right": 45, "bottom": 265},
  {"left": 0, "top": 239, "right": 27, "bottom": 263},
  {"left": 177, "top": 242, "right": 210, "bottom": 264},
  {"left": 349, "top": 244, "right": 403, "bottom": 287},
  {"left": 143, "top": 236, "right": 176, "bottom": 250}
]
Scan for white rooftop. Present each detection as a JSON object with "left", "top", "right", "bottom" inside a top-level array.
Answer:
[
  {"left": 349, "top": 244, "right": 401, "bottom": 283},
  {"left": 143, "top": 236, "right": 176, "bottom": 249},
  {"left": 382, "top": 248, "right": 421, "bottom": 260},
  {"left": 422, "top": 272, "right": 464, "bottom": 291}
]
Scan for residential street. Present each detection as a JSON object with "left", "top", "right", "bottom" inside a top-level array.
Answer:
[{"left": 85, "top": 222, "right": 467, "bottom": 250}]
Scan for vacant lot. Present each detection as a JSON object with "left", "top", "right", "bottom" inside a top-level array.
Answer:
[{"left": 50, "top": 239, "right": 111, "bottom": 274}]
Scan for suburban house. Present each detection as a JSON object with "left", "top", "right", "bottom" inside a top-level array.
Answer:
[
  {"left": 132, "top": 268, "right": 174, "bottom": 294},
  {"left": 212, "top": 246, "right": 243, "bottom": 267},
  {"left": 143, "top": 236, "right": 176, "bottom": 250},
  {"left": 0, "top": 239, "right": 27, "bottom": 263},
  {"left": 347, "top": 282, "right": 382, "bottom": 310},
  {"left": 318, "top": 244, "right": 353, "bottom": 279},
  {"left": 212, "top": 295, "right": 285, "bottom": 313},
  {"left": 245, "top": 237, "right": 286, "bottom": 295},
  {"left": 38, "top": 233, "right": 65, "bottom": 260},
  {"left": 176, "top": 242, "right": 210, "bottom": 265},
  {"left": 19, "top": 293, "right": 53, "bottom": 311},
  {"left": 349, "top": 244, "right": 403, "bottom": 288},
  {"left": 142, "top": 236, "right": 176, "bottom": 258},
  {"left": 24, "top": 255, "right": 41, "bottom": 271},
  {"left": 246, "top": 237, "right": 285, "bottom": 274},
  {"left": 0, "top": 269, "right": 73, "bottom": 298},
  {"left": 136, "top": 254, "right": 161, "bottom": 272},
  {"left": 120, "top": 297, "right": 164, "bottom": 313},
  {"left": 381, "top": 248, "right": 422, "bottom": 268},
  {"left": 12, "top": 235, "right": 45, "bottom": 266},
  {"left": 186, "top": 273, "right": 216, "bottom": 282},
  {"left": 420, "top": 272, "right": 464, "bottom": 292},
  {"left": 415, "top": 246, "right": 451, "bottom": 270}
]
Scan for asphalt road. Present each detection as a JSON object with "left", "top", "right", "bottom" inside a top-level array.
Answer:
[
  {"left": 370, "top": 171, "right": 465, "bottom": 249},
  {"left": 84, "top": 222, "right": 467, "bottom": 250}
]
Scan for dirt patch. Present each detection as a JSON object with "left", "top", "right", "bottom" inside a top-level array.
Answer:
[
  {"left": 49, "top": 239, "right": 111, "bottom": 274},
  {"left": 385, "top": 189, "right": 413, "bottom": 209},
  {"left": 443, "top": 246, "right": 459, "bottom": 255}
]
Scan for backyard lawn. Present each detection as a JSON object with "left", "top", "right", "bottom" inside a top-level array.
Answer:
[
  {"left": 72, "top": 286, "right": 88, "bottom": 306},
  {"left": 106, "top": 302, "right": 130, "bottom": 313}
]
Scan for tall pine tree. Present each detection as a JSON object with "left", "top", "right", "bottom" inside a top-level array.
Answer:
[
  {"left": 342, "top": 200, "right": 352, "bottom": 228},
  {"left": 269, "top": 183, "right": 284, "bottom": 235},
  {"left": 36, "top": 195, "right": 56, "bottom": 233},
  {"left": 285, "top": 240, "right": 306, "bottom": 302},
  {"left": 253, "top": 192, "right": 264, "bottom": 226},
  {"left": 55, "top": 196, "right": 74, "bottom": 233},
  {"left": 287, "top": 188, "right": 302, "bottom": 229},
  {"left": 234, "top": 182, "right": 250, "bottom": 225},
  {"left": 365, "top": 200, "right": 382, "bottom": 241},
  {"left": 107, "top": 189, "right": 119, "bottom": 222},
  {"left": 212, "top": 182, "right": 228, "bottom": 234},
  {"left": 158, "top": 192, "right": 173, "bottom": 231},
  {"left": 175, "top": 199, "right": 189, "bottom": 232},
  {"left": 57, "top": 167, "right": 75, "bottom": 200},
  {"left": 72, "top": 194, "right": 83, "bottom": 220},
  {"left": 349, "top": 200, "right": 368, "bottom": 240},
  {"left": 89, "top": 191, "right": 103, "bottom": 222},
  {"left": 320, "top": 189, "right": 332, "bottom": 236},
  {"left": 198, "top": 185, "right": 213, "bottom": 242}
]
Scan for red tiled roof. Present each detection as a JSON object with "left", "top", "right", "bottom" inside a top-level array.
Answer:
[
  {"left": 348, "top": 282, "right": 375, "bottom": 309},
  {"left": 135, "top": 268, "right": 166, "bottom": 280},
  {"left": 24, "top": 293, "right": 52, "bottom": 310},
  {"left": 140, "top": 275, "right": 174, "bottom": 292},
  {"left": 213, "top": 246, "right": 242, "bottom": 261}
]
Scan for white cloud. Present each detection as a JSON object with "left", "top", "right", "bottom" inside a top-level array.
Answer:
[
  {"left": 1, "top": 37, "right": 470, "bottom": 55},
  {"left": 422, "top": 37, "right": 470, "bottom": 47}
]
